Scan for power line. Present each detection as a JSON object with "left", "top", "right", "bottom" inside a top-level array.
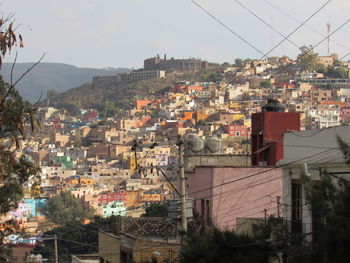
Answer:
[
  {"left": 232, "top": 0, "right": 299, "bottom": 49},
  {"left": 263, "top": 0, "right": 350, "bottom": 52},
  {"left": 190, "top": 0, "right": 265, "bottom": 57},
  {"left": 188, "top": 147, "right": 336, "bottom": 196},
  {"left": 259, "top": 0, "right": 332, "bottom": 60}
]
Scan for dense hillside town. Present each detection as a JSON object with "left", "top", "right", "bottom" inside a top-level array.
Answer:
[{"left": 2, "top": 50, "right": 350, "bottom": 262}]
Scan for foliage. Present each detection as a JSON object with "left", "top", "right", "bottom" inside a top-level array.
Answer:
[
  {"left": 259, "top": 80, "right": 272, "bottom": 89},
  {"left": 196, "top": 119, "right": 206, "bottom": 126},
  {"left": 180, "top": 227, "right": 270, "bottom": 263},
  {"left": 234, "top": 58, "right": 244, "bottom": 69},
  {"left": 288, "top": 136, "right": 350, "bottom": 263},
  {"left": 148, "top": 108, "right": 159, "bottom": 119},
  {"left": 297, "top": 45, "right": 325, "bottom": 73},
  {"left": 33, "top": 216, "right": 117, "bottom": 263},
  {"left": 44, "top": 191, "right": 94, "bottom": 224},
  {"left": 46, "top": 89, "right": 58, "bottom": 103},
  {"left": 101, "top": 100, "right": 118, "bottom": 119},
  {"left": 207, "top": 72, "right": 218, "bottom": 83},
  {"left": 141, "top": 203, "right": 168, "bottom": 217},
  {"left": 325, "top": 66, "right": 348, "bottom": 79},
  {"left": 0, "top": 15, "right": 39, "bottom": 262}
]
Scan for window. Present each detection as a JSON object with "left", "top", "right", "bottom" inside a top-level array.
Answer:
[{"left": 291, "top": 183, "right": 302, "bottom": 234}]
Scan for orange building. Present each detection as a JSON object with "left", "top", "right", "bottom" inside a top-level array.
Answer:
[
  {"left": 140, "top": 190, "right": 163, "bottom": 203},
  {"left": 126, "top": 190, "right": 141, "bottom": 208},
  {"left": 136, "top": 100, "right": 152, "bottom": 110},
  {"left": 79, "top": 177, "right": 94, "bottom": 186}
]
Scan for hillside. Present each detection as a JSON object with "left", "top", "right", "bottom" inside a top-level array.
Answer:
[
  {"left": 0, "top": 63, "right": 131, "bottom": 102},
  {"left": 45, "top": 73, "right": 179, "bottom": 113},
  {"left": 42, "top": 67, "right": 223, "bottom": 113}
]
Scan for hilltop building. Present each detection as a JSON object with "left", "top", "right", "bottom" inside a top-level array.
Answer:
[
  {"left": 93, "top": 69, "right": 165, "bottom": 87},
  {"left": 144, "top": 54, "right": 208, "bottom": 71}
]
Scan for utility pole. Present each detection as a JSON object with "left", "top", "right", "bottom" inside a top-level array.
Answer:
[
  {"left": 277, "top": 196, "right": 281, "bottom": 218},
  {"left": 132, "top": 140, "right": 139, "bottom": 177},
  {"left": 327, "top": 22, "right": 331, "bottom": 56},
  {"left": 42, "top": 235, "right": 59, "bottom": 263},
  {"left": 177, "top": 135, "right": 187, "bottom": 232},
  {"left": 54, "top": 234, "right": 58, "bottom": 263}
]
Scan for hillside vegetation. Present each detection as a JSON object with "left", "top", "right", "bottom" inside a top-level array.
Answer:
[{"left": 43, "top": 68, "right": 222, "bottom": 112}]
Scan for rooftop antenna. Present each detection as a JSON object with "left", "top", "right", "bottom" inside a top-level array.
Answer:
[{"left": 327, "top": 22, "right": 331, "bottom": 56}]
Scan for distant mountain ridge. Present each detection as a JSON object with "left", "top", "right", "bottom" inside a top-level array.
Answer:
[{"left": 0, "top": 62, "right": 131, "bottom": 102}]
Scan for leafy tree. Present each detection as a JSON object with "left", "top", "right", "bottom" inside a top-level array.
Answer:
[
  {"left": 141, "top": 203, "right": 168, "bottom": 217},
  {"left": 234, "top": 58, "right": 244, "bottom": 69},
  {"left": 0, "top": 15, "right": 40, "bottom": 262},
  {"left": 101, "top": 100, "right": 118, "bottom": 119},
  {"left": 325, "top": 66, "right": 349, "bottom": 79},
  {"left": 149, "top": 108, "right": 160, "bottom": 118},
  {"left": 44, "top": 191, "right": 94, "bottom": 224},
  {"left": 260, "top": 80, "right": 273, "bottom": 89},
  {"left": 297, "top": 45, "right": 325, "bottom": 73},
  {"left": 181, "top": 227, "right": 270, "bottom": 263},
  {"left": 286, "top": 137, "right": 350, "bottom": 263},
  {"left": 33, "top": 216, "right": 117, "bottom": 263},
  {"left": 204, "top": 72, "right": 218, "bottom": 83}
]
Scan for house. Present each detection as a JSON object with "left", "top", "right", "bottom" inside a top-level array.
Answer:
[
  {"left": 280, "top": 125, "right": 350, "bottom": 238},
  {"left": 99, "top": 217, "right": 179, "bottom": 263}
]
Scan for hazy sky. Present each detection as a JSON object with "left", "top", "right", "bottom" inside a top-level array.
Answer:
[{"left": 1, "top": 0, "right": 350, "bottom": 68}]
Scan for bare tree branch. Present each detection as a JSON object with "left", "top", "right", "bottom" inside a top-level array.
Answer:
[
  {"left": 0, "top": 52, "right": 46, "bottom": 107},
  {"left": 12, "top": 52, "right": 45, "bottom": 88},
  {"left": 10, "top": 51, "right": 17, "bottom": 88}
]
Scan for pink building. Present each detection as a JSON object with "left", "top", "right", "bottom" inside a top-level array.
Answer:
[
  {"left": 340, "top": 106, "right": 350, "bottom": 122},
  {"left": 98, "top": 190, "right": 126, "bottom": 205},
  {"left": 224, "top": 125, "right": 251, "bottom": 137},
  {"left": 186, "top": 166, "right": 283, "bottom": 230}
]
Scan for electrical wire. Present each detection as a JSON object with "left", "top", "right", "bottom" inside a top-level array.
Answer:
[
  {"left": 263, "top": 0, "right": 350, "bottom": 52},
  {"left": 188, "top": 147, "right": 336, "bottom": 196},
  {"left": 259, "top": 0, "right": 332, "bottom": 60},
  {"left": 232, "top": 0, "right": 300, "bottom": 50},
  {"left": 190, "top": 0, "right": 266, "bottom": 57}
]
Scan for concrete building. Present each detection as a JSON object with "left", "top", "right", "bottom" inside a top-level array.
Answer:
[
  {"left": 98, "top": 217, "right": 179, "bottom": 263},
  {"left": 93, "top": 69, "right": 165, "bottom": 87},
  {"left": 280, "top": 126, "right": 350, "bottom": 238},
  {"left": 186, "top": 166, "right": 283, "bottom": 230},
  {"left": 144, "top": 55, "right": 208, "bottom": 71},
  {"left": 251, "top": 99, "right": 300, "bottom": 166}
]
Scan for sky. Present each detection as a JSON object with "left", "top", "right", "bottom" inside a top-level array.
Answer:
[{"left": 1, "top": 0, "right": 350, "bottom": 69}]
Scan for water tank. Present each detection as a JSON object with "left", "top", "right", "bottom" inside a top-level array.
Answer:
[
  {"left": 186, "top": 135, "right": 204, "bottom": 153},
  {"left": 262, "top": 99, "right": 285, "bottom": 112},
  {"left": 205, "top": 136, "right": 221, "bottom": 154}
]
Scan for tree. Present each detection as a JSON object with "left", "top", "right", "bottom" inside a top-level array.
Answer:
[
  {"left": 33, "top": 216, "right": 117, "bottom": 263},
  {"left": 204, "top": 72, "right": 218, "bottom": 83},
  {"left": 0, "top": 15, "right": 40, "bottom": 262},
  {"left": 286, "top": 137, "right": 350, "bottom": 263},
  {"left": 181, "top": 227, "right": 270, "bottom": 263},
  {"left": 297, "top": 45, "right": 325, "bottom": 73},
  {"left": 141, "top": 203, "right": 168, "bottom": 217},
  {"left": 234, "top": 58, "right": 244, "bottom": 69},
  {"left": 325, "top": 66, "right": 349, "bottom": 79},
  {"left": 44, "top": 191, "right": 94, "bottom": 224},
  {"left": 101, "top": 100, "right": 118, "bottom": 119},
  {"left": 260, "top": 80, "right": 273, "bottom": 89}
]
